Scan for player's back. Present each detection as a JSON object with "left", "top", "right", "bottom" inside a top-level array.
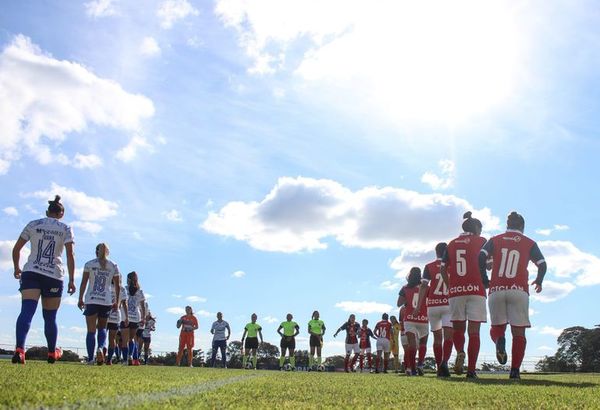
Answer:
[{"left": 445, "top": 233, "right": 486, "bottom": 297}]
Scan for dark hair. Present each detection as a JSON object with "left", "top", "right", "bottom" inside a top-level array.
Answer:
[
  {"left": 127, "top": 271, "right": 139, "bottom": 295},
  {"left": 507, "top": 211, "right": 525, "bottom": 231},
  {"left": 382, "top": 313, "right": 389, "bottom": 320},
  {"left": 435, "top": 242, "right": 447, "bottom": 258},
  {"left": 462, "top": 211, "right": 482, "bottom": 234},
  {"left": 47, "top": 195, "right": 64, "bottom": 215},
  {"left": 407, "top": 267, "right": 421, "bottom": 287},
  {"left": 312, "top": 310, "right": 319, "bottom": 319}
]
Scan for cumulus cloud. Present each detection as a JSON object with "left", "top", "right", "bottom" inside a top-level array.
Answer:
[
  {"left": 538, "top": 326, "right": 564, "bottom": 338},
  {"left": 540, "top": 241, "right": 600, "bottom": 286},
  {"left": 70, "top": 221, "right": 103, "bottom": 235},
  {"left": 0, "top": 35, "right": 154, "bottom": 174},
  {"left": 116, "top": 135, "right": 154, "bottom": 162},
  {"left": 421, "top": 159, "right": 455, "bottom": 190},
  {"left": 140, "top": 37, "right": 161, "bottom": 57},
  {"left": 263, "top": 316, "right": 278, "bottom": 323},
  {"left": 157, "top": 0, "right": 199, "bottom": 29},
  {"left": 0, "top": 240, "right": 30, "bottom": 271},
  {"left": 163, "top": 209, "right": 183, "bottom": 222},
  {"left": 3, "top": 207, "right": 18, "bottom": 216},
  {"left": 166, "top": 307, "right": 186, "bottom": 315},
  {"left": 531, "top": 280, "right": 576, "bottom": 303},
  {"left": 335, "top": 301, "right": 393, "bottom": 314},
  {"left": 232, "top": 270, "right": 246, "bottom": 278},
  {"left": 196, "top": 309, "right": 212, "bottom": 317},
  {"left": 202, "top": 176, "right": 499, "bottom": 253},
  {"left": 85, "top": 0, "right": 118, "bottom": 17},
  {"left": 535, "top": 225, "right": 570, "bottom": 236},
  {"left": 380, "top": 280, "right": 400, "bottom": 291},
  {"left": 72, "top": 153, "right": 103, "bottom": 169},
  {"left": 186, "top": 295, "right": 207, "bottom": 302}
]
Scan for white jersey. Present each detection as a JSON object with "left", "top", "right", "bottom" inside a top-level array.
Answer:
[
  {"left": 127, "top": 288, "right": 146, "bottom": 323},
  {"left": 108, "top": 285, "right": 127, "bottom": 324},
  {"left": 21, "top": 217, "right": 74, "bottom": 280},
  {"left": 211, "top": 320, "right": 230, "bottom": 341},
  {"left": 83, "top": 259, "right": 120, "bottom": 306},
  {"left": 142, "top": 318, "right": 156, "bottom": 338}
]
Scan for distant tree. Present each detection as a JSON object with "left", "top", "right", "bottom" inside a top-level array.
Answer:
[
  {"left": 535, "top": 326, "right": 600, "bottom": 372},
  {"left": 556, "top": 326, "right": 587, "bottom": 371},
  {"left": 422, "top": 357, "right": 437, "bottom": 371},
  {"left": 257, "top": 341, "right": 280, "bottom": 370},
  {"left": 480, "top": 362, "right": 510, "bottom": 372},
  {"left": 324, "top": 355, "right": 345, "bottom": 370},
  {"left": 227, "top": 341, "right": 243, "bottom": 368},
  {"left": 294, "top": 350, "right": 309, "bottom": 368}
]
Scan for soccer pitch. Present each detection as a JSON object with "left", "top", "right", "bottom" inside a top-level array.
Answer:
[{"left": 1, "top": 362, "right": 599, "bottom": 409}]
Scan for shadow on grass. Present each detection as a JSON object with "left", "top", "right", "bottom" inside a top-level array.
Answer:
[{"left": 439, "top": 377, "right": 597, "bottom": 388}]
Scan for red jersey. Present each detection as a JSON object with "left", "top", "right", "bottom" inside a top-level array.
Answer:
[
  {"left": 359, "top": 327, "right": 374, "bottom": 348},
  {"left": 375, "top": 320, "right": 392, "bottom": 340},
  {"left": 442, "top": 232, "right": 487, "bottom": 298},
  {"left": 482, "top": 230, "right": 545, "bottom": 295},
  {"left": 399, "top": 285, "right": 428, "bottom": 323},
  {"left": 423, "top": 259, "right": 449, "bottom": 307}
]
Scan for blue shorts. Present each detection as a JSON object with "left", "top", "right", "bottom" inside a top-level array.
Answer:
[
  {"left": 83, "top": 304, "right": 112, "bottom": 318},
  {"left": 213, "top": 339, "right": 227, "bottom": 350},
  {"left": 19, "top": 271, "right": 63, "bottom": 297}
]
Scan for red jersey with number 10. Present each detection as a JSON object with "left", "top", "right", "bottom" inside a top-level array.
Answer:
[
  {"left": 443, "top": 233, "right": 487, "bottom": 298},
  {"left": 423, "top": 259, "right": 449, "bottom": 307}
]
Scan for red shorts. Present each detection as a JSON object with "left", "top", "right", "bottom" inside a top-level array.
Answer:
[{"left": 179, "top": 332, "right": 194, "bottom": 349}]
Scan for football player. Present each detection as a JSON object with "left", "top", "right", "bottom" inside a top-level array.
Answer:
[
  {"left": 277, "top": 313, "right": 299, "bottom": 370},
  {"left": 242, "top": 313, "right": 263, "bottom": 369},
  {"left": 373, "top": 313, "right": 392, "bottom": 373},
  {"left": 176, "top": 306, "right": 198, "bottom": 367},
  {"left": 333, "top": 314, "right": 361, "bottom": 372},
  {"left": 106, "top": 279, "right": 127, "bottom": 365},
  {"left": 125, "top": 271, "right": 146, "bottom": 365},
  {"left": 308, "top": 310, "right": 326, "bottom": 369},
  {"left": 389, "top": 315, "right": 402, "bottom": 373},
  {"left": 358, "top": 319, "right": 376, "bottom": 372}
]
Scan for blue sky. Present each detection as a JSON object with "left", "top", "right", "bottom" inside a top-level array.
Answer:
[{"left": 1, "top": 0, "right": 599, "bottom": 364}]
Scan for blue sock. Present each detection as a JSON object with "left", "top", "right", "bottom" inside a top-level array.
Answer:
[
  {"left": 16, "top": 299, "right": 38, "bottom": 349},
  {"left": 107, "top": 347, "right": 114, "bottom": 362},
  {"left": 86, "top": 332, "right": 96, "bottom": 362},
  {"left": 133, "top": 342, "right": 139, "bottom": 360},
  {"left": 128, "top": 340, "right": 135, "bottom": 359},
  {"left": 122, "top": 346, "right": 128, "bottom": 361},
  {"left": 97, "top": 328, "right": 107, "bottom": 350},
  {"left": 115, "top": 346, "right": 120, "bottom": 359},
  {"left": 144, "top": 349, "right": 148, "bottom": 364},
  {"left": 42, "top": 309, "right": 58, "bottom": 353}
]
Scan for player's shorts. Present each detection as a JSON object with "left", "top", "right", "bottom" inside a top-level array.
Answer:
[
  {"left": 142, "top": 336, "right": 151, "bottom": 343},
  {"left": 19, "top": 271, "right": 63, "bottom": 297},
  {"left": 400, "top": 332, "right": 408, "bottom": 346},
  {"left": 83, "top": 303, "right": 112, "bottom": 318},
  {"left": 449, "top": 295, "right": 487, "bottom": 322},
  {"left": 107, "top": 322, "right": 119, "bottom": 331},
  {"left": 427, "top": 305, "right": 452, "bottom": 332},
  {"left": 488, "top": 290, "right": 531, "bottom": 327},
  {"left": 345, "top": 343, "right": 359, "bottom": 355},
  {"left": 376, "top": 338, "right": 391, "bottom": 353},
  {"left": 360, "top": 347, "right": 371, "bottom": 354},
  {"left": 179, "top": 332, "right": 194, "bottom": 349},
  {"left": 280, "top": 336, "right": 295, "bottom": 351},
  {"left": 245, "top": 337, "right": 259, "bottom": 349},
  {"left": 309, "top": 334, "right": 323, "bottom": 348},
  {"left": 136, "top": 328, "right": 144, "bottom": 338},
  {"left": 128, "top": 321, "right": 140, "bottom": 330},
  {"left": 404, "top": 322, "right": 429, "bottom": 340}
]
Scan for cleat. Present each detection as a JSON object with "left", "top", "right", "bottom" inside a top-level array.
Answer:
[
  {"left": 417, "top": 364, "right": 424, "bottom": 376},
  {"left": 344, "top": 368, "right": 350, "bottom": 373},
  {"left": 454, "top": 351, "right": 466, "bottom": 375},
  {"left": 509, "top": 368, "right": 521, "bottom": 380},
  {"left": 405, "top": 370, "right": 412, "bottom": 376},
  {"left": 96, "top": 349, "right": 105, "bottom": 366},
  {"left": 279, "top": 367, "right": 284, "bottom": 371},
  {"left": 466, "top": 370, "right": 478, "bottom": 379},
  {"left": 440, "top": 362, "right": 451, "bottom": 378},
  {"left": 496, "top": 336, "right": 507, "bottom": 365},
  {"left": 128, "top": 358, "right": 133, "bottom": 366},
  {"left": 411, "top": 369, "right": 417, "bottom": 376},
  {"left": 85, "top": 360, "right": 95, "bottom": 365},
  {"left": 133, "top": 359, "right": 141, "bottom": 366},
  {"left": 106, "top": 361, "right": 112, "bottom": 366},
  {"left": 383, "top": 369, "right": 388, "bottom": 374},
  {"left": 12, "top": 348, "right": 25, "bottom": 364},
  {"left": 48, "top": 347, "right": 62, "bottom": 364}
]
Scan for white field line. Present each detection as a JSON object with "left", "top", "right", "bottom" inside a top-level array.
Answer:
[{"left": 41, "top": 373, "right": 259, "bottom": 410}]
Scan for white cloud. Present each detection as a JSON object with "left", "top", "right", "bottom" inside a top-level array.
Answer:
[
  {"left": 391, "top": 248, "right": 436, "bottom": 277},
  {"left": 263, "top": 315, "right": 278, "bottom": 324},
  {"left": 529, "top": 308, "right": 537, "bottom": 316},
  {"left": 62, "top": 296, "right": 79, "bottom": 306},
  {"left": 537, "top": 345, "right": 555, "bottom": 352},
  {"left": 157, "top": 0, "right": 199, "bottom": 29},
  {"left": 539, "top": 240, "right": 600, "bottom": 286},
  {"left": 3, "top": 207, "right": 18, "bottom": 216},
  {"left": 69, "top": 221, "right": 103, "bottom": 235},
  {"left": 531, "top": 280, "right": 576, "bottom": 303},
  {"left": 24, "top": 183, "right": 118, "bottom": 222},
  {"left": 335, "top": 301, "right": 393, "bottom": 314},
  {"left": 69, "top": 326, "right": 88, "bottom": 334},
  {"left": 538, "top": 326, "right": 564, "bottom": 338},
  {"left": 536, "top": 225, "right": 570, "bottom": 236},
  {"left": 186, "top": 296, "right": 207, "bottom": 303},
  {"left": 0, "top": 240, "right": 30, "bottom": 271},
  {"left": 172, "top": 294, "right": 182, "bottom": 298},
  {"left": 380, "top": 280, "right": 400, "bottom": 291},
  {"left": 232, "top": 270, "right": 246, "bottom": 278},
  {"left": 116, "top": 135, "right": 154, "bottom": 162},
  {"left": 421, "top": 159, "right": 455, "bottom": 190},
  {"left": 163, "top": 209, "right": 183, "bottom": 222},
  {"left": 85, "top": 0, "right": 118, "bottom": 17},
  {"left": 72, "top": 153, "right": 103, "bottom": 169},
  {"left": 196, "top": 309, "right": 212, "bottom": 317},
  {"left": 202, "top": 176, "right": 499, "bottom": 253},
  {"left": 140, "top": 37, "right": 161, "bottom": 57},
  {"left": 166, "top": 307, "right": 186, "bottom": 315},
  {"left": 0, "top": 35, "right": 154, "bottom": 174}
]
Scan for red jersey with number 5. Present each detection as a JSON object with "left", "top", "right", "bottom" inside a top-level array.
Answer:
[
  {"left": 442, "top": 233, "right": 487, "bottom": 298},
  {"left": 482, "top": 230, "right": 545, "bottom": 295},
  {"left": 423, "top": 259, "right": 449, "bottom": 307},
  {"left": 399, "top": 285, "right": 428, "bottom": 323}
]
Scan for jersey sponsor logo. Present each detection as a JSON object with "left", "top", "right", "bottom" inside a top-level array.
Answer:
[
  {"left": 406, "top": 314, "right": 428, "bottom": 322},
  {"left": 502, "top": 235, "right": 522, "bottom": 242},
  {"left": 449, "top": 284, "right": 481, "bottom": 294},
  {"left": 50, "top": 288, "right": 59, "bottom": 293},
  {"left": 455, "top": 238, "right": 471, "bottom": 244},
  {"left": 427, "top": 297, "right": 448, "bottom": 305},
  {"left": 489, "top": 284, "right": 526, "bottom": 293}
]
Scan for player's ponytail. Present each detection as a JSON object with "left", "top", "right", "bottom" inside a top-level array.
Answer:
[
  {"left": 47, "top": 195, "right": 64, "bottom": 215},
  {"left": 462, "top": 211, "right": 482, "bottom": 234},
  {"left": 507, "top": 211, "right": 525, "bottom": 232},
  {"left": 406, "top": 267, "right": 421, "bottom": 287},
  {"left": 127, "top": 271, "right": 140, "bottom": 295}
]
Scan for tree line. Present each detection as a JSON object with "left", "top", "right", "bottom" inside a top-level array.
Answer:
[{"left": 535, "top": 326, "right": 600, "bottom": 372}]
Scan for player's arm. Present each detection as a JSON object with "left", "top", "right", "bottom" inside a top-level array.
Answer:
[
  {"left": 176, "top": 317, "right": 183, "bottom": 329},
  {"left": 78, "top": 269, "right": 90, "bottom": 310},
  {"left": 139, "top": 299, "right": 147, "bottom": 326},
  {"left": 241, "top": 327, "right": 248, "bottom": 342},
  {"left": 65, "top": 242, "right": 76, "bottom": 295},
  {"left": 397, "top": 287, "right": 407, "bottom": 308},
  {"left": 11, "top": 237, "right": 27, "bottom": 280},
  {"left": 226, "top": 323, "right": 231, "bottom": 340},
  {"left": 333, "top": 323, "right": 344, "bottom": 337},
  {"left": 122, "top": 299, "right": 129, "bottom": 326},
  {"left": 277, "top": 325, "right": 284, "bottom": 337},
  {"left": 440, "top": 248, "right": 450, "bottom": 288},
  {"left": 322, "top": 323, "right": 326, "bottom": 336},
  {"left": 530, "top": 243, "right": 547, "bottom": 293},
  {"left": 374, "top": 324, "right": 380, "bottom": 338},
  {"left": 193, "top": 316, "right": 199, "bottom": 331},
  {"left": 258, "top": 328, "right": 264, "bottom": 344},
  {"left": 294, "top": 324, "right": 300, "bottom": 337},
  {"left": 307, "top": 324, "right": 313, "bottom": 336},
  {"left": 479, "top": 240, "right": 493, "bottom": 288},
  {"left": 417, "top": 266, "right": 430, "bottom": 312},
  {"left": 113, "top": 275, "right": 121, "bottom": 310}
]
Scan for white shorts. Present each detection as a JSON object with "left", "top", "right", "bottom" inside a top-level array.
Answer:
[
  {"left": 404, "top": 322, "right": 429, "bottom": 340},
  {"left": 449, "top": 295, "right": 487, "bottom": 322},
  {"left": 488, "top": 290, "right": 531, "bottom": 327},
  {"left": 360, "top": 347, "right": 371, "bottom": 354},
  {"left": 376, "top": 338, "right": 391, "bottom": 353},
  {"left": 345, "top": 343, "right": 359, "bottom": 355},
  {"left": 427, "top": 305, "right": 452, "bottom": 332},
  {"left": 400, "top": 333, "right": 408, "bottom": 346}
]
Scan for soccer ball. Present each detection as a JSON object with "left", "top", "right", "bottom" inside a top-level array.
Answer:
[
  {"left": 317, "top": 364, "right": 325, "bottom": 372},
  {"left": 283, "top": 363, "right": 293, "bottom": 371}
]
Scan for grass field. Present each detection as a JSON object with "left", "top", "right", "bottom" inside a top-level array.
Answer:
[{"left": 1, "top": 361, "right": 600, "bottom": 409}]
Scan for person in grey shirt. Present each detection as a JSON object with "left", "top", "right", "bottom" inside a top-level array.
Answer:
[{"left": 210, "top": 312, "right": 231, "bottom": 367}]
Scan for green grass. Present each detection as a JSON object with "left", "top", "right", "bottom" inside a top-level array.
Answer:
[{"left": 1, "top": 361, "right": 600, "bottom": 409}]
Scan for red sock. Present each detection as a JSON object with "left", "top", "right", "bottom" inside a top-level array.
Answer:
[
  {"left": 453, "top": 327, "right": 466, "bottom": 352},
  {"left": 467, "top": 333, "right": 480, "bottom": 372},
  {"left": 490, "top": 324, "right": 507, "bottom": 343},
  {"left": 443, "top": 339, "right": 453, "bottom": 362},
  {"left": 359, "top": 354, "right": 364, "bottom": 370},
  {"left": 433, "top": 343, "right": 443, "bottom": 366},
  {"left": 344, "top": 356, "right": 349, "bottom": 370},
  {"left": 418, "top": 343, "right": 427, "bottom": 365},
  {"left": 511, "top": 336, "right": 526, "bottom": 369},
  {"left": 352, "top": 354, "right": 359, "bottom": 367},
  {"left": 367, "top": 353, "right": 372, "bottom": 368}
]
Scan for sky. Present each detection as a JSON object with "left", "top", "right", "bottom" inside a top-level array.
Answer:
[{"left": 1, "top": 0, "right": 600, "bottom": 365}]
